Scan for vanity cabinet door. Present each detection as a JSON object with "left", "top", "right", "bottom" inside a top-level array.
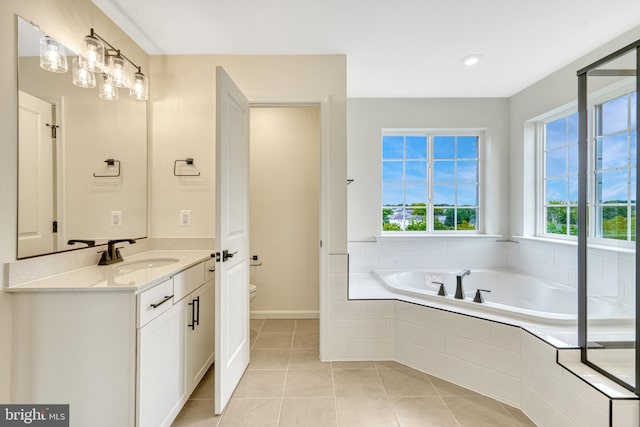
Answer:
[
  {"left": 187, "top": 278, "right": 215, "bottom": 390},
  {"left": 137, "top": 299, "right": 188, "bottom": 427}
]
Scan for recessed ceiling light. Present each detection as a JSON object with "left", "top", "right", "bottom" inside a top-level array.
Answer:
[{"left": 461, "top": 54, "right": 482, "bottom": 66}]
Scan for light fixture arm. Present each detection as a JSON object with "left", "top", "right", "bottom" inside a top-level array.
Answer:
[{"left": 88, "top": 28, "right": 143, "bottom": 73}]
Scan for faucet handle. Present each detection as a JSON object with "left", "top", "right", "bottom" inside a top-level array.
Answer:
[
  {"left": 432, "top": 281, "right": 447, "bottom": 296},
  {"left": 473, "top": 289, "right": 491, "bottom": 303}
]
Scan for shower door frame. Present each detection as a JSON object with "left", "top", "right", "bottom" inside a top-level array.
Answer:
[{"left": 577, "top": 38, "right": 640, "bottom": 395}]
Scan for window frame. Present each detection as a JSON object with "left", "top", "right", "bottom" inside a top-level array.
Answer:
[
  {"left": 381, "top": 129, "right": 484, "bottom": 235},
  {"left": 536, "top": 82, "right": 637, "bottom": 248}
]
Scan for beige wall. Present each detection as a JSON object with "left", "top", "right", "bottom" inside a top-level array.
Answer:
[
  {"left": 0, "top": 0, "right": 149, "bottom": 401},
  {"left": 249, "top": 107, "right": 320, "bottom": 316},
  {"left": 149, "top": 55, "right": 347, "bottom": 254}
]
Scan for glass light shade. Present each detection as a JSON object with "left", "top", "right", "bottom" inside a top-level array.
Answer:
[
  {"left": 108, "top": 55, "right": 131, "bottom": 88},
  {"left": 72, "top": 57, "right": 96, "bottom": 88},
  {"left": 80, "top": 34, "right": 105, "bottom": 73},
  {"left": 39, "top": 36, "right": 68, "bottom": 73},
  {"left": 98, "top": 74, "right": 119, "bottom": 101},
  {"left": 130, "top": 71, "right": 148, "bottom": 101}
]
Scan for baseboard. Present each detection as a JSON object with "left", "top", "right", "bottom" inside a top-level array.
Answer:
[{"left": 250, "top": 310, "right": 319, "bottom": 319}]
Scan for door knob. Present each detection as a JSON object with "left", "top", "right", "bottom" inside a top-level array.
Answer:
[{"left": 222, "top": 249, "right": 237, "bottom": 262}]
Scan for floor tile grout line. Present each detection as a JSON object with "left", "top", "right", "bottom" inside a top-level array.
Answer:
[
  {"left": 423, "top": 371, "right": 464, "bottom": 427},
  {"left": 375, "top": 363, "right": 402, "bottom": 427}
]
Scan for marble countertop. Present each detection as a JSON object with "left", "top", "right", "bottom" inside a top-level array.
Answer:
[{"left": 5, "top": 250, "right": 213, "bottom": 293}]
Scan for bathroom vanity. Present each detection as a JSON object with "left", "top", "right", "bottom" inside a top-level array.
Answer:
[{"left": 7, "top": 250, "right": 214, "bottom": 427}]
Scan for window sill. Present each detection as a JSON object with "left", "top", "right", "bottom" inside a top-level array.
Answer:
[
  {"left": 513, "top": 235, "right": 635, "bottom": 254},
  {"left": 375, "top": 234, "right": 502, "bottom": 242}
]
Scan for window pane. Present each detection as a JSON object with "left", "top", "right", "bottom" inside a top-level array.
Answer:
[
  {"left": 568, "top": 113, "right": 578, "bottom": 143},
  {"left": 457, "top": 185, "right": 477, "bottom": 206},
  {"left": 405, "top": 207, "right": 427, "bottom": 231},
  {"left": 382, "top": 184, "right": 403, "bottom": 206},
  {"left": 601, "top": 206, "right": 628, "bottom": 240},
  {"left": 382, "top": 161, "right": 403, "bottom": 182},
  {"left": 434, "top": 136, "right": 455, "bottom": 158},
  {"left": 631, "top": 92, "right": 637, "bottom": 128},
  {"left": 546, "top": 178, "right": 567, "bottom": 203},
  {"left": 546, "top": 117, "right": 568, "bottom": 149},
  {"left": 599, "top": 133, "right": 629, "bottom": 170},
  {"left": 434, "top": 207, "right": 454, "bottom": 230},
  {"left": 383, "top": 136, "right": 404, "bottom": 159},
  {"left": 598, "top": 170, "right": 628, "bottom": 203},
  {"left": 569, "top": 144, "right": 578, "bottom": 175},
  {"left": 457, "top": 161, "right": 477, "bottom": 182},
  {"left": 546, "top": 148, "right": 567, "bottom": 177},
  {"left": 632, "top": 130, "right": 637, "bottom": 167},
  {"left": 433, "top": 161, "right": 454, "bottom": 182},
  {"left": 632, "top": 169, "right": 636, "bottom": 203},
  {"left": 547, "top": 206, "right": 568, "bottom": 235},
  {"left": 457, "top": 208, "right": 477, "bottom": 230},
  {"left": 405, "top": 161, "right": 427, "bottom": 182},
  {"left": 569, "top": 176, "right": 578, "bottom": 204},
  {"left": 632, "top": 205, "right": 636, "bottom": 241},
  {"left": 569, "top": 206, "right": 578, "bottom": 235},
  {"left": 405, "top": 184, "right": 427, "bottom": 205},
  {"left": 406, "top": 136, "right": 427, "bottom": 159},
  {"left": 457, "top": 136, "right": 478, "bottom": 158},
  {"left": 434, "top": 184, "right": 455, "bottom": 205},
  {"left": 601, "top": 95, "right": 629, "bottom": 135}
]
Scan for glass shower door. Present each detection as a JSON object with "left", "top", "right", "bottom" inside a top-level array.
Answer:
[{"left": 579, "top": 44, "right": 639, "bottom": 393}]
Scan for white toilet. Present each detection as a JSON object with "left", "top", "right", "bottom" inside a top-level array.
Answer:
[{"left": 249, "top": 283, "right": 257, "bottom": 302}]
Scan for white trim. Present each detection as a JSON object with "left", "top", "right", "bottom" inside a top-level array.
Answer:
[{"left": 375, "top": 233, "right": 501, "bottom": 242}]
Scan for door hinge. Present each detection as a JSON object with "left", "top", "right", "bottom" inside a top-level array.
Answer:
[
  {"left": 52, "top": 220, "right": 58, "bottom": 233},
  {"left": 46, "top": 123, "right": 59, "bottom": 139}
]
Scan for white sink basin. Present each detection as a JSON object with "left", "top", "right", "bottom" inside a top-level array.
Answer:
[{"left": 113, "top": 257, "right": 180, "bottom": 272}]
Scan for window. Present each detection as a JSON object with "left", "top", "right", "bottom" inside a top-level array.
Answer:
[
  {"left": 542, "top": 112, "right": 579, "bottom": 237},
  {"left": 539, "top": 90, "right": 637, "bottom": 243},
  {"left": 382, "top": 132, "right": 480, "bottom": 233},
  {"left": 594, "top": 92, "right": 637, "bottom": 241}
]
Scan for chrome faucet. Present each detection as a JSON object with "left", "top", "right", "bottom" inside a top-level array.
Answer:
[
  {"left": 99, "top": 239, "right": 136, "bottom": 265},
  {"left": 455, "top": 269, "right": 471, "bottom": 299}
]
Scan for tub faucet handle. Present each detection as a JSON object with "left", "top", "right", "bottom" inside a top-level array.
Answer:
[
  {"left": 432, "top": 281, "right": 447, "bottom": 296},
  {"left": 473, "top": 289, "right": 491, "bottom": 303}
]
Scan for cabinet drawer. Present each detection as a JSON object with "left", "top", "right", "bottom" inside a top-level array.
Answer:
[
  {"left": 138, "top": 278, "right": 174, "bottom": 327},
  {"left": 205, "top": 259, "right": 215, "bottom": 282},
  {"left": 174, "top": 263, "right": 206, "bottom": 302}
]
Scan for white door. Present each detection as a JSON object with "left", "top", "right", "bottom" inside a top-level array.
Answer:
[
  {"left": 214, "top": 67, "right": 250, "bottom": 414},
  {"left": 18, "top": 91, "right": 55, "bottom": 258}
]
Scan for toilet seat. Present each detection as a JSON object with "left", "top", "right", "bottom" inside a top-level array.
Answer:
[{"left": 249, "top": 283, "right": 256, "bottom": 293}]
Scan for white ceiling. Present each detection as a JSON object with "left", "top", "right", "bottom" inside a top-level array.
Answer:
[{"left": 91, "top": 0, "right": 640, "bottom": 98}]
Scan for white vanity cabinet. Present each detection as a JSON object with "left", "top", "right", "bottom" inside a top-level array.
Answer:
[{"left": 9, "top": 252, "right": 215, "bottom": 427}]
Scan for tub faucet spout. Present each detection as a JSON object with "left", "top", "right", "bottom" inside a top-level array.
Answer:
[{"left": 455, "top": 269, "right": 471, "bottom": 299}]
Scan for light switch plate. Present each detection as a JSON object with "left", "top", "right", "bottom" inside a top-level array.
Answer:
[
  {"left": 180, "top": 210, "right": 191, "bottom": 226},
  {"left": 110, "top": 210, "right": 122, "bottom": 227}
]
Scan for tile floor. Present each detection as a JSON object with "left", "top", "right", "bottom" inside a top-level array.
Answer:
[{"left": 172, "top": 319, "right": 536, "bottom": 426}]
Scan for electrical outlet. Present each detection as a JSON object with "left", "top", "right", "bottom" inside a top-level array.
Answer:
[
  {"left": 180, "top": 210, "right": 191, "bottom": 226},
  {"left": 110, "top": 210, "right": 122, "bottom": 227}
]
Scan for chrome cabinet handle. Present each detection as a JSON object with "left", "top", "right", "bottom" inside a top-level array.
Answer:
[{"left": 149, "top": 295, "right": 174, "bottom": 309}]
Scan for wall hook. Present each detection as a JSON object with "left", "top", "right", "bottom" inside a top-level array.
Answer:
[
  {"left": 93, "top": 159, "right": 121, "bottom": 177},
  {"left": 174, "top": 158, "right": 201, "bottom": 176}
]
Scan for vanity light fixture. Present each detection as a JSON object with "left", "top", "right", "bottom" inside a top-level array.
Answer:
[
  {"left": 39, "top": 28, "right": 148, "bottom": 101},
  {"left": 79, "top": 30, "right": 105, "bottom": 73},
  {"left": 98, "top": 73, "right": 119, "bottom": 101},
  {"left": 461, "top": 54, "right": 482, "bottom": 67},
  {"left": 39, "top": 36, "right": 68, "bottom": 73},
  {"left": 72, "top": 57, "right": 96, "bottom": 88}
]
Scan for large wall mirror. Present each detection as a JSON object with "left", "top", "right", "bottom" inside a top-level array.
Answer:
[{"left": 17, "top": 16, "right": 148, "bottom": 259}]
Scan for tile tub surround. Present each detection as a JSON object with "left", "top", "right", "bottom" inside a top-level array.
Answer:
[
  {"left": 342, "top": 272, "right": 639, "bottom": 426},
  {"left": 172, "top": 318, "right": 536, "bottom": 427}
]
